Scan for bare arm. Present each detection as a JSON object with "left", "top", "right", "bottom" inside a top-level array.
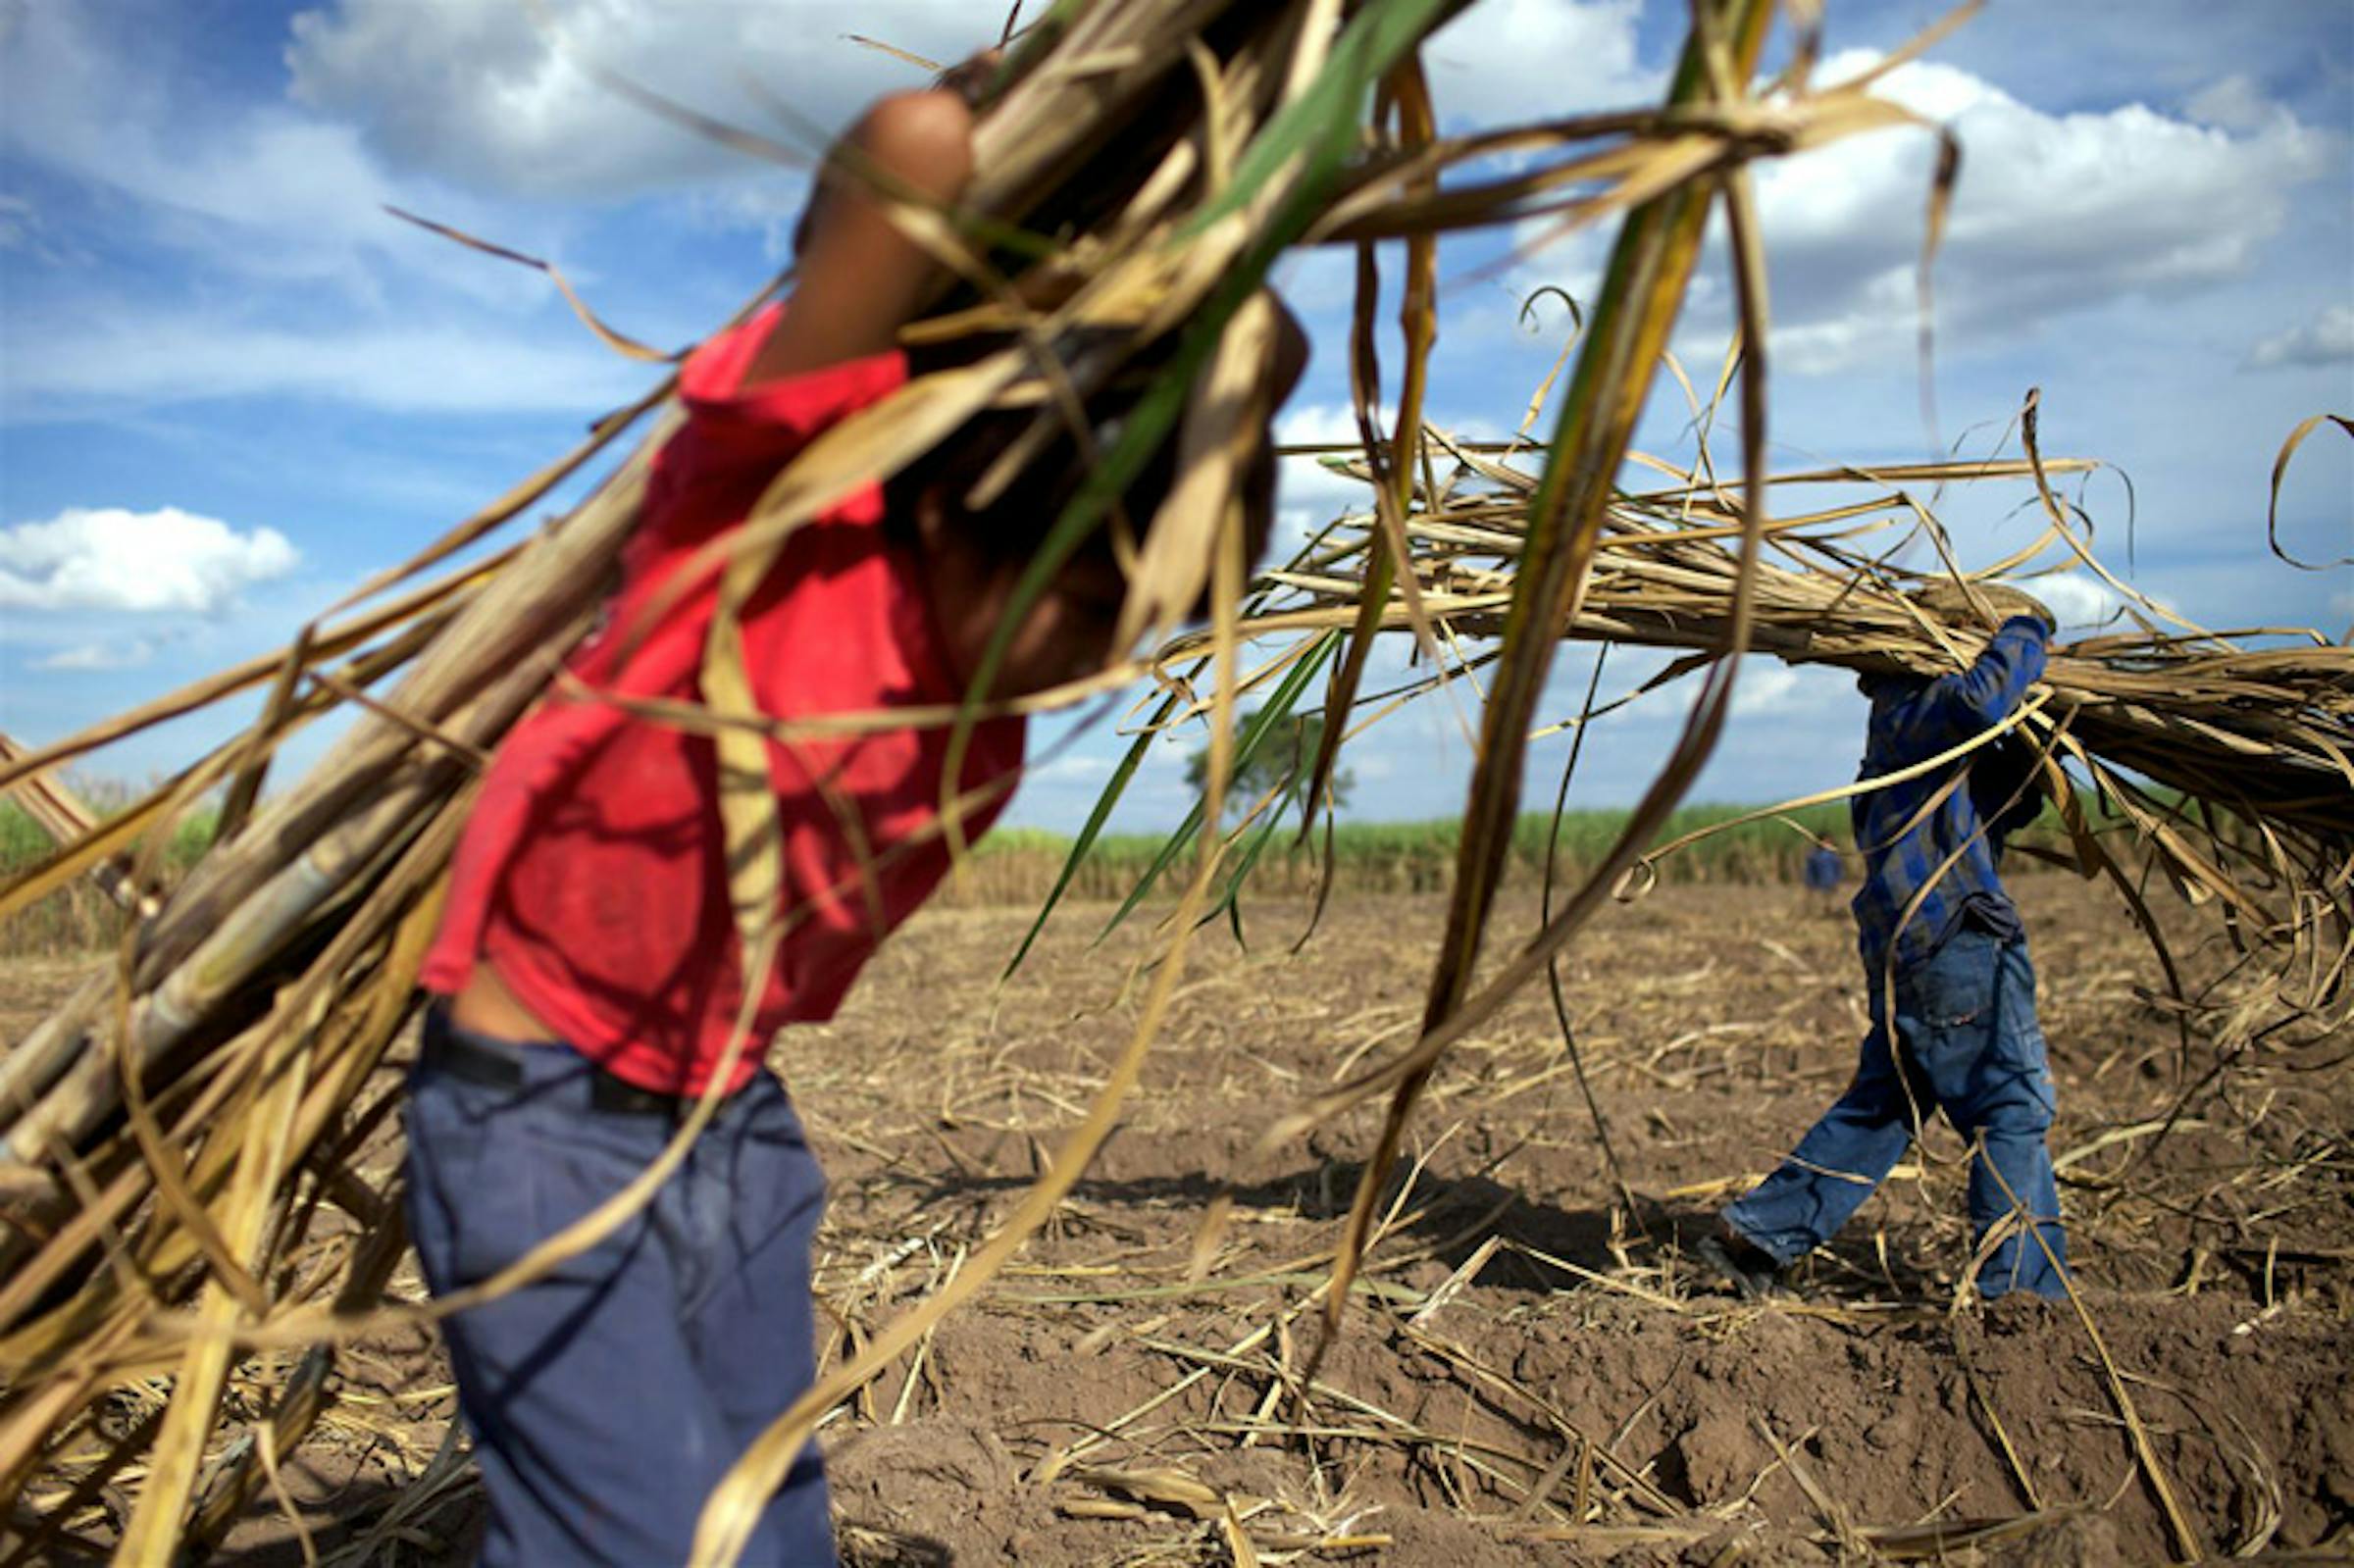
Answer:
[{"left": 742, "top": 89, "right": 977, "bottom": 387}]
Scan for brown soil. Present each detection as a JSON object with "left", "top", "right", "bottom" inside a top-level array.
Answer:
[
  {"left": 0, "top": 956, "right": 91, "bottom": 1045},
  {"left": 790, "top": 879, "right": 2351, "bottom": 1567},
  {"left": 34, "top": 877, "right": 2353, "bottom": 1564}
]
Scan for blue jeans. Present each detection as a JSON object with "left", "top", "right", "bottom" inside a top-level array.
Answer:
[
  {"left": 1723, "top": 929, "right": 2069, "bottom": 1298},
  {"left": 404, "top": 1011, "right": 837, "bottom": 1565}
]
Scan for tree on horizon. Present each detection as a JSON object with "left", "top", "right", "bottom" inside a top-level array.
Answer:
[{"left": 1184, "top": 712, "right": 1354, "bottom": 821}]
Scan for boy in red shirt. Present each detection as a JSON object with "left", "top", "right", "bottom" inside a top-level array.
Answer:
[{"left": 405, "top": 78, "right": 1305, "bottom": 1565}]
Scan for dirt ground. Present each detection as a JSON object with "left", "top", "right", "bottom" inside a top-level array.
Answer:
[{"left": 23, "top": 875, "right": 2354, "bottom": 1564}]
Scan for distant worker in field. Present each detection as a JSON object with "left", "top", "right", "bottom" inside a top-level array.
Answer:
[
  {"left": 1802, "top": 833, "right": 1843, "bottom": 916},
  {"left": 1705, "top": 583, "right": 2069, "bottom": 1302},
  {"left": 400, "top": 59, "right": 1306, "bottom": 1567}
]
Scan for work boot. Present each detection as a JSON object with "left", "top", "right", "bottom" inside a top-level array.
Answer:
[{"left": 1697, "top": 1226, "right": 1784, "bottom": 1300}]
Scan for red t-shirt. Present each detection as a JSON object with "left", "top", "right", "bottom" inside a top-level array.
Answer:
[{"left": 420, "top": 304, "right": 1026, "bottom": 1094}]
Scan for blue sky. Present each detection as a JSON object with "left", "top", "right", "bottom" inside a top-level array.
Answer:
[{"left": 2, "top": 0, "right": 2348, "bottom": 835}]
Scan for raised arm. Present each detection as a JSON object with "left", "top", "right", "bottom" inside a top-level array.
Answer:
[
  {"left": 1897, "top": 616, "right": 2050, "bottom": 750},
  {"left": 742, "top": 88, "right": 978, "bottom": 387}
]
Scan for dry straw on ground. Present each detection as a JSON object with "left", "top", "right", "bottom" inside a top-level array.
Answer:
[{"left": 0, "top": 1, "right": 2346, "bottom": 1563}]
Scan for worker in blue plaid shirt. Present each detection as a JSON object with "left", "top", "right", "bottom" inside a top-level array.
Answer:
[{"left": 1707, "top": 582, "right": 2071, "bottom": 1300}]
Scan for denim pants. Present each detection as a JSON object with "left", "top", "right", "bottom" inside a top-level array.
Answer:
[
  {"left": 1723, "top": 928, "right": 2069, "bottom": 1298},
  {"left": 404, "top": 1011, "right": 837, "bottom": 1565}
]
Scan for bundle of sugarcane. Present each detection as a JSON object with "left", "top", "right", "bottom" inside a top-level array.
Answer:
[
  {"left": 0, "top": 1, "right": 2074, "bottom": 1559},
  {"left": 1145, "top": 408, "right": 2353, "bottom": 980}
]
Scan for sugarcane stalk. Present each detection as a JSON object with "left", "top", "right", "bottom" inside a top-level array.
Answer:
[
  {"left": 113, "top": 956, "right": 312, "bottom": 1561},
  {"left": 132, "top": 414, "right": 674, "bottom": 990},
  {"left": 0, "top": 710, "right": 502, "bottom": 1188}
]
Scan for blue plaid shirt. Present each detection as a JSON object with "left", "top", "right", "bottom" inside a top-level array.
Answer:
[{"left": 1850, "top": 617, "right": 2049, "bottom": 976}]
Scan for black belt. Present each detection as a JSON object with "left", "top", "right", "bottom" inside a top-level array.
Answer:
[{"left": 422, "top": 1018, "right": 702, "bottom": 1118}]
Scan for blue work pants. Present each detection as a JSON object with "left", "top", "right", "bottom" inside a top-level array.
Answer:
[
  {"left": 1723, "top": 929, "right": 2069, "bottom": 1298},
  {"left": 403, "top": 1011, "right": 836, "bottom": 1565}
]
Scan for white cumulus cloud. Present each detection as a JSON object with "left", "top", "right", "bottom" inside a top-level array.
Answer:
[
  {"left": 1423, "top": 0, "right": 1654, "bottom": 126},
  {"left": 1502, "top": 50, "right": 2341, "bottom": 376},
  {"left": 282, "top": 1, "right": 1657, "bottom": 203},
  {"left": 284, "top": 0, "right": 988, "bottom": 200},
  {"left": 0, "top": 3, "right": 662, "bottom": 417},
  {"left": 1730, "top": 661, "right": 1851, "bottom": 718},
  {"left": 2029, "top": 572, "right": 2130, "bottom": 630},
  {"left": 2245, "top": 304, "right": 2354, "bottom": 370},
  {"left": 1277, "top": 403, "right": 1384, "bottom": 516},
  {"left": 0, "top": 507, "right": 299, "bottom": 614},
  {"left": 0, "top": 1, "right": 530, "bottom": 298},
  {"left": 2184, "top": 73, "right": 2277, "bottom": 134},
  {"left": 1745, "top": 51, "right": 2336, "bottom": 373}
]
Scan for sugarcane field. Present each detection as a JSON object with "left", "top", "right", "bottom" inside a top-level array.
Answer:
[{"left": 1, "top": 2, "right": 2349, "bottom": 1566}]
